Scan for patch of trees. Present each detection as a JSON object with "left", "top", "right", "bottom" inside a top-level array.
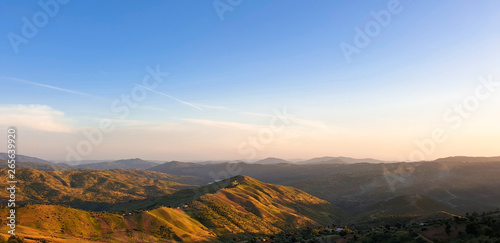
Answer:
[{"left": 154, "top": 225, "right": 175, "bottom": 239}]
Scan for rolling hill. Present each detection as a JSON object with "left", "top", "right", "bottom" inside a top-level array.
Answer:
[
  {"left": 253, "top": 157, "right": 291, "bottom": 164},
  {"left": 76, "top": 158, "right": 160, "bottom": 170},
  {"left": 110, "top": 175, "right": 342, "bottom": 223},
  {"left": 188, "top": 175, "right": 342, "bottom": 239},
  {"left": 0, "top": 168, "right": 200, "bottom": 211},
  {"left": 298, "top": 156, "right": 390, "bottom": 164},
  {"left": 0, "top": 175, "right": 343, "bottom": 242},
  {"left": 433, "top": 156, "right": 500, "bottom": 163},
  {"left": 351, "top": 194, "right": 454, "bottom": 227},
  {"left": 284, "top": 161, "right": 500, "bottom": 214},
  {"left": 3, "top": 154, "right": 500, "bottom": 241},
  {"left": 0, "top": 159, "right": 73, "bottom": 171},
  {"left": 0, "top": 153, "right": 53, "bottom": 164},
  {"left": 149, "top": 158, "right": 500, "bottom": 217},
  {"left": 0, "top": 204, "right": 215, "bottom": 243}
]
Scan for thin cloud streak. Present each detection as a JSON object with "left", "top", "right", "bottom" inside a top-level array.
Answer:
[
  {"left": 136, "top": 84, "right": 203, "bottom": 110},
  {"left": 239, "top": 111, "right": 343, "bottom": 134},
  {"left": 182, "top": 118, "right": 259, "bottom": 131},
  {"left": 3, "top": 76, "right": 105, "bottom": 100},
  {"left": 195, "top": 104, "right": 231, "bottom": 110}
]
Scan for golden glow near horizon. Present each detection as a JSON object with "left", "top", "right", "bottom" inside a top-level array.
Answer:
[
  {"left": 2, "top": 2, "right": 500, "bottom": 162},
  {"left": 1, "top": 81, "right": 499, "bottom": 162}
]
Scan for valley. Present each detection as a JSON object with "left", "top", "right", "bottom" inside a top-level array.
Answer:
[{"left": 1, "top": 155, "right": 500, "bottom": 242}]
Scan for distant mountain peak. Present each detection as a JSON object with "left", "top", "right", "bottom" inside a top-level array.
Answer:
[
  {"left": 76, "top": 158, "right": 159, "bottom": 170},
  {"left": 254, "top": 157, "right": 290, "bottom": 164},
  {"left": 0, "top": 153, "right": 53, "bottom": 164},
  {"left": 433, "top": 156, "right": 500, "bottom": 163},
  {"left": 297, "top": 156, "right": 387, "bottom": 164},
  {"left": 231, "top": 174, "right": 256, "bottom": 184}
]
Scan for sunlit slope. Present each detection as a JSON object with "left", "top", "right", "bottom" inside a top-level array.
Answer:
[
  {"left": 0, "top": 168, "right": 198, "bottom": 211},
  {"left": 188, "top": 175, "right": 342, "bottom": 237},
  {"left": 0, "top": 175, "right": 343, "bottom": 242},
  {"left": 0, "top": 204, "right": 215, "bottom": 242}
]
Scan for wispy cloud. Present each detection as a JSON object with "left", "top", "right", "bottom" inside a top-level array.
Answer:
[
  {"left": 182, "top": 118, "right": 259, "bottom": 131},
  {"left": 239, "top": 111, "right": 344, "bottom": 134},
  {"left": 0, "top": 104, "right": 73, "bottom": 133},
  {"left": 136, "top": 84, "right": 203, "bottom": 110},
  {"left": 139, "top": 105, "right": 171, "bottom": 113},
  {"left": 2, "top": 76, "right": 105, "bottom": 100},
  {"left": 195, "top": 104, "right": 231, "bottom": 110}
]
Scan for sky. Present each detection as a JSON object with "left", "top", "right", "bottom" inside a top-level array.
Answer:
[{"left": 1, "top": 0, "right": 500, "bottom": 162}]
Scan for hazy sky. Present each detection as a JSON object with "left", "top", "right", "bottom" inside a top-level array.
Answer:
[{"left": 1, "top": 0, "right": 500, "bottom": 162}]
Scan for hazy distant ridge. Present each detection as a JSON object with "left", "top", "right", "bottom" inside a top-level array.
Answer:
[{"left": 0, "top": 152, "right": 53, "bottom": 164}]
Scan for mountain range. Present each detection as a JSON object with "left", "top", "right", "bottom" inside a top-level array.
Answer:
[
  {"left": 2, "top": 154, "right": 500, "bottom": 242},
  {"left": 0, "top": 152, "right": 54, "bottom": 164},
  {"left": 0, "top": 174, "right": 340, "bottom": 242},
  {"left": 75, "top": 158, "right": 161, "bottom": 170}
]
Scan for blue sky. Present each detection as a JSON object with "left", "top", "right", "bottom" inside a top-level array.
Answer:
[{"left": 1, "top": 0, "right": 500, "bottom": 162}]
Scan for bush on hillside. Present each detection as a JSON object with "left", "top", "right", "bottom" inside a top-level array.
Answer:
[{"left": 7, "top": 235, "right": 24, "bottom": 243}]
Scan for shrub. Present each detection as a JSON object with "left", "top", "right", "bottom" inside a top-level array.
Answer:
[
  {"left": 154, "top": 225, "right": 175, "bottom": 239},
  {"left": 7, "top": 235, "right": 25, "bottom": 243}
]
